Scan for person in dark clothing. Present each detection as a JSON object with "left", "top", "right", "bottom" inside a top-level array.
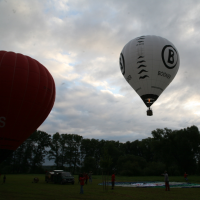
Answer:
[
  {"left": 85, "top": 173, "right": 89, "bottom": 185},
  {"left": 3, "top": 175, "right": 6, "bottom": 184},
  {"left": 78, "top": 173, "right": 81, "bottom": 183},
  {"left": 89, "top": 171, "right": 93, "bottom": 183}
]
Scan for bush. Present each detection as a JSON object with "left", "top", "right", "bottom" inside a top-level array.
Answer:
[
  {"left": 168, "top": 165, "right": 181, "bottom": 176},
  {"left": 144, "top": 162, "right": 165, "bottom": 176}
]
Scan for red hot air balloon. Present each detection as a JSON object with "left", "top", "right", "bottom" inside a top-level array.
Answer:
[{"left": 0, "top": 51, "right": 56, "bottom": 163}]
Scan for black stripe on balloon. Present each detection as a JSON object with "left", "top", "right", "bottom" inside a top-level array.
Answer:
[
  {"left": 138, "top": 69, "right": 148, "bottom": 74},
  {"left": 120, "top": 53, "right": 125, "bottom": 75},
  {"left": 151, "top": 86, "right": 163, "bottom": 91},
  {"left": 137, "top": 41, "right": 144, "bottom": 43},
  {"left": 137, "top": 37, "right": 145, "bottom": 40},
  {"left": 136, "top": 87, "right": 141, "bottom": 92},
  {"left": 139, "top": 75, "right": 149, "bottom": 79},
  {"left": 137, "top": 65, "right": 146, "bottom": 68},
  {"left": 137, "top": 60, "right": 145, "bottom": 63},
  {"left": 138, "top": 56, "right": 144, "bottom": 59}
]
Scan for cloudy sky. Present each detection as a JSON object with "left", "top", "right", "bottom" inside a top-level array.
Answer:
[{"left": 1, "top": 0, "right": 200, "bottom": 143}]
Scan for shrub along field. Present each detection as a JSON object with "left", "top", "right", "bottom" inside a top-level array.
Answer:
[{"left": 1, "top": 174, "right": 200, "bottom": 200}]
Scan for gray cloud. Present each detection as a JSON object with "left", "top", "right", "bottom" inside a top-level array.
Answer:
[{"left": 1, "top": 0, "right": 200, "bottom": 148}]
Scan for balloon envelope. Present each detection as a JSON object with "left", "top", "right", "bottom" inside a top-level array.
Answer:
[
  {"left": 0, "top": 51, "right": 56, "bottom": 163},
  {"left": 119, "top": 35, "right": 180, "bottom": 108}
]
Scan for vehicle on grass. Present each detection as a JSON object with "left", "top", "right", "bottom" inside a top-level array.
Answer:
[{"left": 45, "top": 170, "right": 74, "bottom": 185}]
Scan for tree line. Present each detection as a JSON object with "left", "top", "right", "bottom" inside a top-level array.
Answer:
[{"left": 1, "top": 125, "right": 200, "bottom": 176}]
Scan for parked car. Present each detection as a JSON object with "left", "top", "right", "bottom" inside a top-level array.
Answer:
[{"left": 45, "top": 170, "right": 74, "bottom": 185}]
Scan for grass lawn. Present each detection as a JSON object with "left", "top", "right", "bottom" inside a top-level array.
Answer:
[{"left": 0, "top": 174, "right": 200, "bottom": 200}]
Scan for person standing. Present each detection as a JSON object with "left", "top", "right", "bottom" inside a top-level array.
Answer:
[
  {"left": 85, "top": 173, "right": 89, "bottom": 185},
  {"left": 162, "top": 171, "right": 170, "bottom": 191},
  {"left": 184, "top": 172, "right": 188, "bottom": 182},
  {"left": 78, "top": 173, "right": 81, "bottom": 183},
  {"left": 79, "top": 174, "right": 85, "bottom": 194},
  {"left": 111, "top": 172, "right": 115, "bottom": 190},
  {"left": 89, "top": 171, "right": 93, "bottom": 183},
  {"left": 3, "top": 175, "right": 6, "bottom": 184}
]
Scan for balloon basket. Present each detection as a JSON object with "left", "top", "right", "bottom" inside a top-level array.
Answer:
[{"left": 147, "top": 108, "right": 153, "bottom": 116}]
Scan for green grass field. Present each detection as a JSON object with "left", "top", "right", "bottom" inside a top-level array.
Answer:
[{"left": 1, "top": 174, "right": 200, "bottom": 200}]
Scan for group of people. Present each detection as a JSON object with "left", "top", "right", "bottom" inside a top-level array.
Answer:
[
  {"left": 78, "top": 170, "right": 188, "bottom": 193},
  {"left": 79, "top": 172, "right": 116, "bottom": 194},
  {"left": 78, "top": 172, "right": 93, "bottom": 184},
  {"left": 78, "top": 171, "right": 93, "bottom": 194},
  {"left": 0, "top": 170, "right": 190, "bottom": 192}
]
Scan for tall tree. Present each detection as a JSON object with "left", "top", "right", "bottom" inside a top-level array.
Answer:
[
  {"left": 117, "top": 154, "right": 147, "bottom": 176},
  {"left": 48, "top": 132, "right": 62, "bottom": 168},
  {"left": 30, "top": 130, "right": 51, "bottom": 173},
  {"left": 65, "top": 134, "right": 82, "bottom": 173},
  {"left": 151, "top": 126, "right": 200, "bottom": 174},
  {"left": 81, "top": 138, "right": 105, "bottom": 173},
  {"left": 174, "top": 126, "right": 200, "bottom": 173},
  {"left": 103, "top": 140, "right": 122, "bottom": 171}
]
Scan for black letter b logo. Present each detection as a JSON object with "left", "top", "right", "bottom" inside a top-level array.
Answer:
[
  {"left": 162, "top": 45, "right": 178, "bottom": 69},
  {"left": 168, "top": 49, "right": 174, "bottom": 64}
]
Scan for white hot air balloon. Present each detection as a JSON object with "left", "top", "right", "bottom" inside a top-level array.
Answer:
[{"left": 119, "top": 35, "right": 180, "bottom": 116}]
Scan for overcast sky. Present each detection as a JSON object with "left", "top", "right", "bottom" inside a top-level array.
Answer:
[{"left": 1, "top": 0, "right": 200, "bottom": 144}]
